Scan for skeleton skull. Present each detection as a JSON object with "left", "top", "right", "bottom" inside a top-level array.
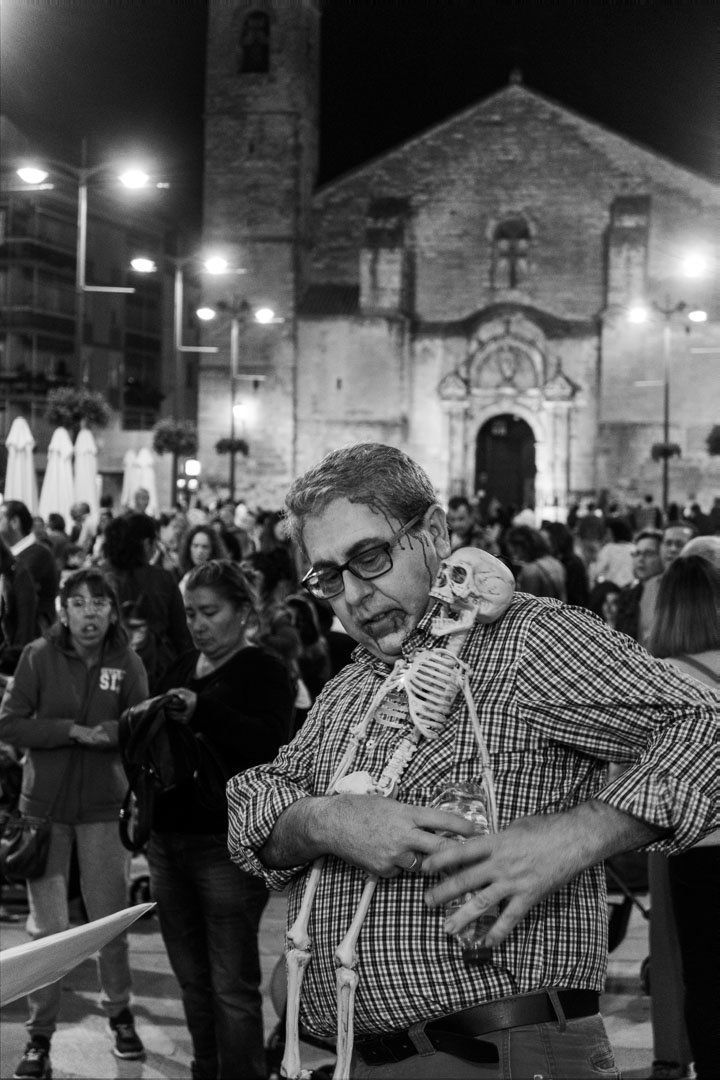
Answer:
[{"left": 430, "top": 546, "right": 515, "bottom": 637}]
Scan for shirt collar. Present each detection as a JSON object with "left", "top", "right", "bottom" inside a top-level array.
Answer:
[{"left": 10, "top": 533, "right": 36, "bottom": 556}]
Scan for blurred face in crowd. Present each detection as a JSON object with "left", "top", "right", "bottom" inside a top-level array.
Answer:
[
  {"left": 184, "top": 586, "right": 248, "bottom": 664},
  {"left": 602, "top": 590, "right": 620, "bottom": 627},
  {"left": 661, "top": 526, "right": 694, "bottom": 570},
  {"left": 0, "top": 506, "right": 18, "bottom": 544},
  {"left": 631, "top": 537, "right": 663, "bottom": 581},
  {"left": 134, "top": 488, "right": 150, "bottom": 513},
  {"left": 218, "top": 505, "right": 235, "bottom": 529},
  {"left": 190, "top": 530, "right": 214, "bottom": 567},
  {"left": 446, "top": 503, "right": 474, "bottom": 539}
]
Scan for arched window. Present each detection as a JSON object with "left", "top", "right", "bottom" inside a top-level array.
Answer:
[
  {"left": 238, "top": 11, "right": 270, "bottom": 74},
  {"left": 493, "top": 217, "right": 530, "bottom": 289}
]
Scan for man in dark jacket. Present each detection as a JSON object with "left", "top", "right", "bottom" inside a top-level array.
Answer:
[
  {"left": 615, "top": 529, "right": 663, "bottom": 646},
  {"left": 0, "top": 500, "right": 59, "bottom": 634}
]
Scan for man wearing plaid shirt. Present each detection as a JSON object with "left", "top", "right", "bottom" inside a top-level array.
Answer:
[{"left": 228, "top": 443, "right": 718, "bottom": 1079}]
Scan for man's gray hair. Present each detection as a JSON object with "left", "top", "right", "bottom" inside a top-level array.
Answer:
[
  {"left": 680, "top": 535, "right": 720, "bottom": 571},
  {"left": 285, "top": 442, "right": 436, "bottom": 550}
]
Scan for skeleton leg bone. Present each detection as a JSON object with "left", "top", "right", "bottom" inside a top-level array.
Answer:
[
  {"left": 281, "top": 947, "right": 313, "bottom": 1080},
  {"left": 282, "top": 666, "right": 408, "bottom": 1078},
  {"left": 332, "top": 873, "right": 379, "bottom": 1080},
  {"left": 333, "top": 966, "right": 359, "bottom": 1080}
]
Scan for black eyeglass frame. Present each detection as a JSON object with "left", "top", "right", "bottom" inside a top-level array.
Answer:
[{"left": 302, "top": 511, "right": 425, "bottom": 600}]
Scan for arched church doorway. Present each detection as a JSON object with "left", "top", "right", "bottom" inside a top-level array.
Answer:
[{"left": 475, "top": 414, "right": 536, "bottom": 510}]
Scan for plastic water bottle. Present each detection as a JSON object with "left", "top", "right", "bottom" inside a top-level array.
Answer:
[{"left": 431, "top": 781, "right": 498, "bottom": 962}]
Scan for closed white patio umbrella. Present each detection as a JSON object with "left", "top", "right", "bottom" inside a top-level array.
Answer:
[
  {"left": 73, "top": 426, "right": 100, "bottom": 516},
  {"left": 120, "top": 449, "right": 141, "bottom": 510},
  {"left": 4, "top": 416, "right": 38, "bottom": 513},
  {"left": 38, "top": 427, "right": 75, "bottom": 524}
]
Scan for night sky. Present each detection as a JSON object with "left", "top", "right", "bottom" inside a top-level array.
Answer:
[{"left": 1, "top": 0, "right": 718, "bottom": 229}]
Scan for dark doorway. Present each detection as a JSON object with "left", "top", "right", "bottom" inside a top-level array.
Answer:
[{"left": 475, "top": 414, "right": 536, "bottom": 510}]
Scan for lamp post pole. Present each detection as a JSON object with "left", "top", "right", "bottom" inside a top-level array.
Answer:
[
  {"left": 195, "top": 291, "right": 274, "bottom": 504},
  {"left": 74, "top": 161, "right": 88, "bottom": 379},
  {"left": 661, "top": 315, "right": 671, "bottom": 514},
  {"left": 173, "top": 265, "right": 184, "bottom": 416},
  {"left": 229, "top": 314, "right": 240, "bottom": 501},
  {"left": 654, "top": 297, "right": 686, "bottom": 515}
]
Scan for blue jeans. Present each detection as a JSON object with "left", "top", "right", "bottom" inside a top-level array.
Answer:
[
  {"left": 351, "top": 1016, "right": 620, "bottom": 1079},
  {"left": 25, "top": 820, "right": 132, "bottom": 1039},
  {"left": 148, "top": 831, "right": 269, "bottom": 1080}
]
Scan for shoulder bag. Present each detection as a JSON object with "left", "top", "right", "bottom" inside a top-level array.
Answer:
[{"left": 118, "top": 691, "right": 231, "bottom": 853}]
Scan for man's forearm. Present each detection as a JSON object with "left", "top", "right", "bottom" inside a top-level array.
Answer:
[
  {"left": 582, "top": 797, "right": 667, "bottom": 863},
  {"left": 259, "top": 796, "right": 332, "bottom": 868}
]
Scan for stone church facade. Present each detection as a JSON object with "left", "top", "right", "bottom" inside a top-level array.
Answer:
[{"left": 199, "top": 0, "right": 719, "bottom": 513}]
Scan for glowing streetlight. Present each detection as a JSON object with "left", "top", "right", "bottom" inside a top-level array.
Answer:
[
  {"left": 681, "top": 252, "right": 708, "bottom": 279},
  {"left": 130, "top": 257, "right": 157, "bottom": 274},
  {"left": 204, "top": 256, "right": 230, "bottom": 275},
  {"left": 118, "top": 169, "right": 150, "bottom": 189},
  {"left": 627, "top": 305, "right": 649, "bottom": 325},
  {"left": 16, "top": 166, "right": 49, "bottom": 185},
  {"left": 196, "top": 307, "right": 217, "bottom": 321}
]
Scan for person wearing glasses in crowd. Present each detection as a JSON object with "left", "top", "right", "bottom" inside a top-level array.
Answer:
[
  {"left": 226, "top": 443, "right": 718, "bottom": 1080},
  {"left": 0, "top": 568, "right": 149, "bottom": 1080},
  {"left": 615, "top": 528, "right": 664, "bottom": 646}
]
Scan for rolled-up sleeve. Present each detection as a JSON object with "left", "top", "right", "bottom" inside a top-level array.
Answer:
[
  {"left": 227, "top": 706, "right": 326, "bottom": 890},
  {"left": 518, "top": 605, "right": 719, "bottom": 853}
]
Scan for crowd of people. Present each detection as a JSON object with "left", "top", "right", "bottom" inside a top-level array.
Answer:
[{"left": 0, "top": 468, "right": 716, "bottom": 1080}]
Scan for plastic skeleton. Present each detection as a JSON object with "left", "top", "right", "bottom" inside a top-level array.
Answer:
[{"left": 282, "top": 548, "right": 515, "bottom": 1080}]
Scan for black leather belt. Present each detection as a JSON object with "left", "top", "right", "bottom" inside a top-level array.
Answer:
[{"left": 355, "top": 988, "right": 600, "bottom": 1066}]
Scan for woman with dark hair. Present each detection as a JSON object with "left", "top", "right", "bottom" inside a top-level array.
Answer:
[
  {"left": 587, "top": 579, "right": 621, "bottom": 628},
  {"left": 541, "top": 520, "right": 590, "bottom": 607},
  {"left": 0, "top": 535, "right": 38, "bottom": 675},
  {"left": 647, "top": 555, "right": 720, "bottom": 1080},
  {"left": 505, "top": 524, "right": 566, "bottom": 600},
  {"left": 146, "top": 559, "right": 294, "bottom": 1080},
  {"left": 284, "top": 593, "right": 332, "bottom": 733},
  {"left": 102, "top": 513, "right": 192, "bottom": 684},
  {"left": 0, "top": 568, "right": 149, "bottom": 1079},
  {"left": 178, "top": 525, "right": 227, "bottom": 596},
  {"left": 256, "top": 510, "right": 299, "bottom": 597}
]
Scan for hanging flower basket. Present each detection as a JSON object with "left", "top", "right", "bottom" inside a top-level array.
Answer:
[
  {"left": 215, "top": 437, "right": 249, "bottom": 456},
  {"left": 651, "top": 442, "right": 681, "bottom": 462},
  {"left": 44, "top": 388, "right": 111, "bottom": 436},
  {"left": 152, "top": 419, "right": 198, "bottom": 457}
]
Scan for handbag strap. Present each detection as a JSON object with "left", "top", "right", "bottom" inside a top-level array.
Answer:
[{"left": 677, "top": 654, "right": 720, "bottom": 684}]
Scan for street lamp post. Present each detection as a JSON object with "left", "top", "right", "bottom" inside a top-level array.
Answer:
[
  {"left": 629, "top": 292, "right": 708, "bottom": 514},
  {"left": 17, "top": 147, "right": 165, "bottom": 385},
  {"left": 656, "top": 297, "right": 686, "bottom": 514},
  {"left": 197, "top": 296, "right": 275, "bottom": 502}
]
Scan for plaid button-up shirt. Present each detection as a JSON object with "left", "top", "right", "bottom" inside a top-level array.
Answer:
[{"left": 227, "top": 593, "right": 719, "bottom": 1037}]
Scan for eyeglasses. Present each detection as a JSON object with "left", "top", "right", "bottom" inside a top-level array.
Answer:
[
  {"left": 66, "top": 597, "right": 112, "bottom": 613},
  {"left": 302, "top": 512, "right": 424, "bottom": 600},
  {"left": 631, "top": 548, "right": 658, "bottom": 558}
]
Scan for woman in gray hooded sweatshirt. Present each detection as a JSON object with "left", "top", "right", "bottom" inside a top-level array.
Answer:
[{"left": 0, "top": 567, "right": 148, "bottom": 1080}]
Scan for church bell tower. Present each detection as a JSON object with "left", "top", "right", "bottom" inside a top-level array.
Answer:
[{"left": 199, "top": 0, "right": 320, "bottom": 504}]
